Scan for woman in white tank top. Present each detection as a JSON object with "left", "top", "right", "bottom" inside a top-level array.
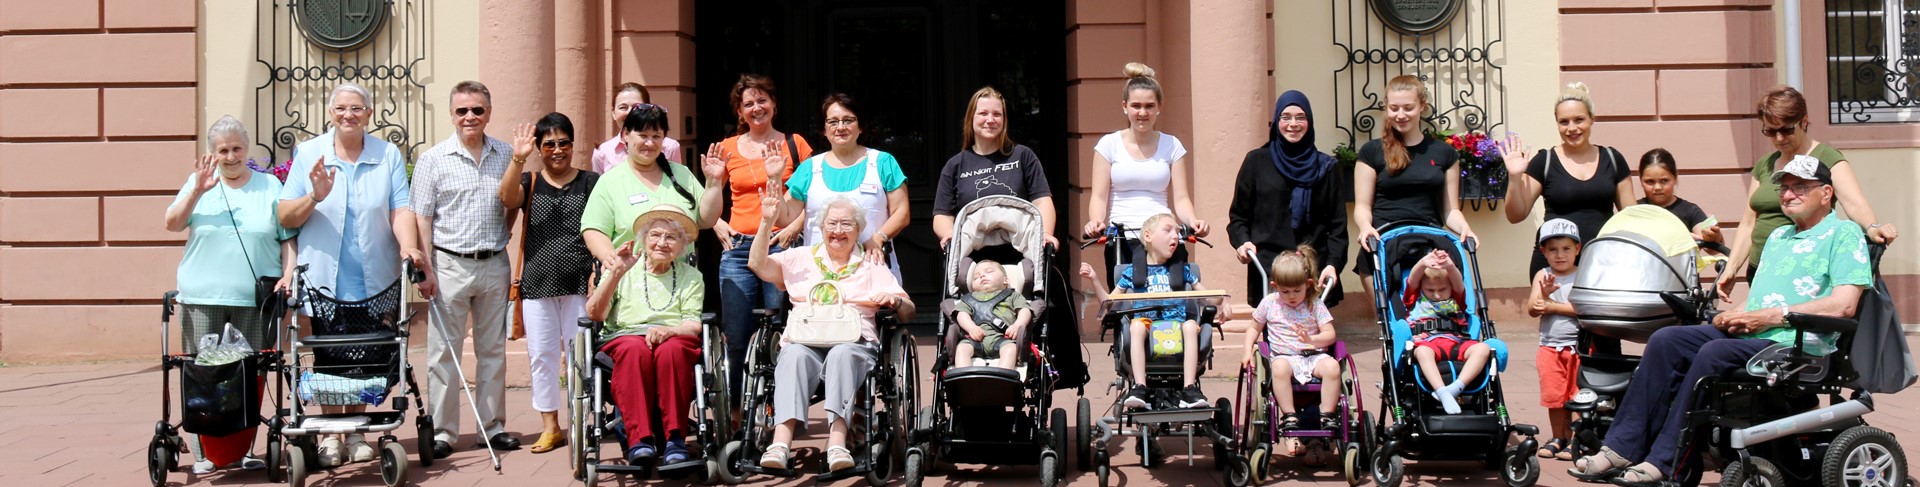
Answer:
[{"left": 1082, "top": 62, "right": 1208, "bottom": 240}]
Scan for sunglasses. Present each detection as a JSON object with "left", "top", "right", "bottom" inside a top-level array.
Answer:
[
  {"left": 1760, "top": 123, "right": 1801, "bottom": 138},
  {"left": 539, "top": 139, "right": 573, "bottom": 150},
  {"left": 454, "top": 106, "right": 488, "bottom": 117},
  {"left": 1777, "top": 181, "right": 1826, "bottom": 196}
]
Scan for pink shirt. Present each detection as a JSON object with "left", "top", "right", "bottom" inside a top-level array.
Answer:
[
  {"left": 1252, "top": 293, "right": 1332, "bottom": 355},
  {"left": 592, "top": 135, "right": 683, "bottom": 173},
  {"left": 769, "top": 245, "right": 908, "bottom": 344}
]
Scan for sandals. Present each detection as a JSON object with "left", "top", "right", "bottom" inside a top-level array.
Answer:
[
  {"left": 1611, "top": 463, "right": 1666, "bottom": 487},
  {"left": 1539, "top": 437, "right": 1566, "bottom": 459},
  {"left": 759, "top": 443, "right": 791, "bottom": 469},
  {"left": 1318, "top": 413, "right": 1342, "bottom": 431},
  {"left": 1568, "top": 446, "right": 1631, "bottom": 481},
  {"left": 826, "top": 445, "right": 855, "bottom": 472},
  {"left": 1279, "top": 413, "right": 1302, "bottom": 432},
  {"left": 528, "top": 431, "right": 566, "bottom": 454}
]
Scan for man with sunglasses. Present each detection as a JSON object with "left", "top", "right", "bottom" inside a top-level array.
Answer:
[
  {"left": 1569, "top": 156, "right": 1872, "bottom": 485},
  {"left": 411, "top": 80, "right": 522, "bottom": 458}
]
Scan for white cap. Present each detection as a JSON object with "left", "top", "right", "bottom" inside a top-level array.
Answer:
[{"left": 1539, "top": 218, "right": 1580, "bottom": 245}]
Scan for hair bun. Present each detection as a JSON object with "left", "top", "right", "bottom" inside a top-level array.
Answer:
[
  {"left": 1565, "top": 81, "right": 1590, "bottom": 96},
  {"left": 1123, "top": 62, "right": 1156, "bottom": 79}
]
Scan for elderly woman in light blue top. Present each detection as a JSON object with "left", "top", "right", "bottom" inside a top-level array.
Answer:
[
  {"left": 274, "top": 82, "right": 427, "bottom": 467},
  {"left": 162, "top": 115, "right": 296, "bottom": 474}
]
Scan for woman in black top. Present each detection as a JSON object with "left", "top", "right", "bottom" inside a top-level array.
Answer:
[
  {"left": 933, "top": 86, "right": 1058, "bottom": 252},
  {"left": 1500, "top": 82, "right": 1636, "bottom": 277},
  {"left": 1353, "top": 75, "right": 1476, "bottom": 288},
  {"left": 1230, "top": 90, "right": 1349, "bottom": 307},
  {"left": 1636, "top": 148, "right": 1720, "bottom": 243},
  {"left": 499, "top": 113, "right": 601, "bottom": 454}
]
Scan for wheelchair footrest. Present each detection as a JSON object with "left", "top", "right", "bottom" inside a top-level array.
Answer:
[
  {"left": 1127, "top": 407, "right": 1216, "bottom": 424},
  {"left": 1422, "top": 414, "right": 1503, "bottom": 435}
]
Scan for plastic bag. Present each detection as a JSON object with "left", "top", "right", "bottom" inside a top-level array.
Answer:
[
  {"left": 298, "top": 370, "right": 390, "bottom": 406},
  {"left": 194, "top": 324, "right": 255, "bottom": 366}
]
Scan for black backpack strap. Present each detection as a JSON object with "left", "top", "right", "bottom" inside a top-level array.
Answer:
[{"left": 961, "top": 288, "right": 1015, "bottom": 330}]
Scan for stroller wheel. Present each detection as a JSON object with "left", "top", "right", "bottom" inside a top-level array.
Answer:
[
  {"left": 1039, "top": 449, "right": 1062, "bottom": 487},
  {"left": 1095, "top": 456, "right": 1111, "bottom": 487},
  {"left": 1372, "top": 449, "right": 1404, "bottom": 487},
  {"left": 904, "top": 447, "right": 926, "bottom": 487},
  {"left": 1077, "top": 397, "right": 1093, "bottom": 471},
  {"left": 285, "top": 443, "right": 309, "bottom": 487},
  {"left": 1501, "top": 450, "right": 1540, "bottom": 487},
  {"left": 379, "top": 440, "right": 407, "bottom": 486},
  {"left": 583, "top": 462, "right": 599, "bottom": 487},
  {"left": 1226, "top": 455, "right": 1253, "bottom": 487},
  {"left": 145, "top": 435, "right": 171, "bottom": 487}
]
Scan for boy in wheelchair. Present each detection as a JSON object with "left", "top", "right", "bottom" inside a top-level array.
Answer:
[
  {"left": 1077, "top": 213, "right": 1211, "bottom": 411},
  {"left": 1403, "top": 249, "right": 1493, "bottom": 414},
  {"left": 952, "top": 259, "right": 1032, "bottom": 370}
]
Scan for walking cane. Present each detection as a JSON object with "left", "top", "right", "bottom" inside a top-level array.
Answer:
[{"left": 410, "top": 260, "right": 504, "bottom": 472}]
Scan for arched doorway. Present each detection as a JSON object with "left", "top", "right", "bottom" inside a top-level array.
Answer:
[{"left": 695, "top": 0, "right": 1068, "bottom": 316}]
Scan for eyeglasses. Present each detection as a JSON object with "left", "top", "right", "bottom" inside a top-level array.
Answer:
[
  {"left": 1777, "top": 181, "right": 1826, "bottom": 196},
  {"left": 454, "top": 106, "right": 488, "bottom": 117},
  {"left": 1760, "top": 123, "right": 1801, "bottom": 138},
  {"left": 821, "top": 220, "right": 858, "bottom": 231},
  {"left": 825, "top": 117, "right": 859, "bottom": 128},
  {"left": 539, "top": 139, "right": 573, "bottom": 150},
  {"left": 332, "top": 105, "right": 368, "bottom": 115}
]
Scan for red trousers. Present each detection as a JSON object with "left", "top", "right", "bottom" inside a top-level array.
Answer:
[{"left": 603, "top": 334, "right": 700, "bottom": 442}]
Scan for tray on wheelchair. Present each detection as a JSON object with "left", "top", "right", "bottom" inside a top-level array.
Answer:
[{"left": 1098, "top": 290, "right": 1227, "bottom": 317}]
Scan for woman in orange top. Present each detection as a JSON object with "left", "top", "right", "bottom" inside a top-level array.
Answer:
[{"left": 705, "top": 73, "right": 814, "bottom": 398}]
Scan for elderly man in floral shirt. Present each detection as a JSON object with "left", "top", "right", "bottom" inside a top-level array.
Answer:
[{"left": 1568, "top": 156, "right": 1873, "bottom": 485}]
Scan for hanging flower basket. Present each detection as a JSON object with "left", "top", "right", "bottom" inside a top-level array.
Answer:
[{"left": 1441, "top": 130, "right": 1507, "bottom": 211}]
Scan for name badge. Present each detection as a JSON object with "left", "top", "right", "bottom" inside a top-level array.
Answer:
[
  {"left": 628, "top": 193, "right": 651, "bottom": 205},
  {"left": 859, "top": 183, "right": 881, "bottom": 194}
]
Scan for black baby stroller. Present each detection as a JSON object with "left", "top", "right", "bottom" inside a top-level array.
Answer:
[
  {"left": 273, "top": 261, "right": 430, "bottom": 487},
  {"left": 148, "top": 289, "right": 288, "bottom": 486},
  {"left": 1564, "top": 205, "right": 1726, "bottom": 458},
  {"left": 567, "top": 312, "right": 731, "bottom": 485},
  {"left": 905, "top": 195, "right": 1079, "bottom": 487},
  {"left": 1366, "top": 223, "right": 1540, "bottom": 487},
  {"left": 1076, "top": 222, "right": 1245, "bottom": 487}
]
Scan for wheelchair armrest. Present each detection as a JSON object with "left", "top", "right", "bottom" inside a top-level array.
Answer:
[
  {"left": 700, "top": 312, "right": 719, "bottom": 326},
  {"left": 577, "top": 317, "right": 604, "bottom": 332},
  {"left": 876, "top": 308, "right": 900, "bottom": 328},
  {"left": 1786, "top": 312, "right": 1857, "bottom": 334}
]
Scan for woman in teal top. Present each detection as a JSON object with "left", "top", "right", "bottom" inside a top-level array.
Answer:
[
  {"left": 1716, "top": 86, "right": 1899, "bottom": 300},
  {"left": 776, "top": 93, "right": 909, "bottom": 273},
  {"left": 165, "top": 116, "right": 297, "bottom": 352},
  {"left": 162, "top": 116, "right": 295, "bottom": 474}
]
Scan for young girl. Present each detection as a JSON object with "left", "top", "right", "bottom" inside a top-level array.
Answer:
[
  {"left": 1637, "top": 148, "right": 1721, "bottom": 244},
  {"left": 1240, "top": 245, "right": 1342, "bottom": 433}
]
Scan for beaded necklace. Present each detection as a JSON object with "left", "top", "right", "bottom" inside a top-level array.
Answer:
[{"left": 639, "top": 261, "right": 679, "bottom": 311}]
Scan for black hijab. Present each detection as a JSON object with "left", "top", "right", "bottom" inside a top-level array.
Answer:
[{"left": 1270, "top": 90, "right": 1336, "bottom": 229}]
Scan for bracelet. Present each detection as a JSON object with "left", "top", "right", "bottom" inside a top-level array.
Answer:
[{"left": 1869, "top": 223, "right": 1885, "bottom": 230}]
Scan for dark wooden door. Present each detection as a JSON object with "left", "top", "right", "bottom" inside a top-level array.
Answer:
[{"left": 695, "top": 0, "right": 1067, "bottom": 319}]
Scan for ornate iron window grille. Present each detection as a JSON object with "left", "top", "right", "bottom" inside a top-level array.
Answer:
[
  {"left": 1332, "top": 0, "right": 1508, "bottom": 209},
  {"left": 253, "top": 0, "right": 431, "bottom": 166},
  {"left": 1827, "top": 0, "right": 1920, "bottom": 124}
]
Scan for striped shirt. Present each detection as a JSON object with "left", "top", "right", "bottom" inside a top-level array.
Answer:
[{"left": 411, "top": 135, "right": 512, "bottom": 252}]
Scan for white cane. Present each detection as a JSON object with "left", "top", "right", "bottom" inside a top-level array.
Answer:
[{"left": 414, "top": 260, "right": 503, "bottom": 472}]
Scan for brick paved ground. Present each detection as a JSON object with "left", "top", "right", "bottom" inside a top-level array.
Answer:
[{"left": 3, "top": 324, "right": 1917, "bottom": 486}]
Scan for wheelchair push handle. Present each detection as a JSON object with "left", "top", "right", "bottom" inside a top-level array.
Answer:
[
  {"left": 1079, "top": 223, "right": 1124, "bottom": 249},
  {"left": 1178, "top": 224, "right": 1211, "bottom": 248}
]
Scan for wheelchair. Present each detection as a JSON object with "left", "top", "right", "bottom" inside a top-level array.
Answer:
[
  {"left": 718, "top": 306, "right": 919, "bottom": 485},
  {"left": 567, "top": 313, "right": 731, "bottom": 485}
]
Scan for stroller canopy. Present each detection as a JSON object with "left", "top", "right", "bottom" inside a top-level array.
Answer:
[
  {"left": 1570, "top": 205, "right": 1703, "bottom": 343},
  {"left": 945, "top": 195, "right": 1047, "bottom": 296}
]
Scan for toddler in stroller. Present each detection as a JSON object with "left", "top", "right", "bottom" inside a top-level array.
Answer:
[
  {"left": 953, "top": 259, "right": 1033, "bottom": 370},
  {"left": 1077, "top": 213, "right": 1210, "bottom": 410},
  {"left": 1402, "top": 249, "right": 1493, "bottom": 414}
]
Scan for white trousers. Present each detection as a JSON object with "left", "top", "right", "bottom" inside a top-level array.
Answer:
[
  {"left": 522, "top": 294, "right": 584, "bottom": 413},
  {"left": 426, "top": 252, "right": 511, "bottom": 442}
]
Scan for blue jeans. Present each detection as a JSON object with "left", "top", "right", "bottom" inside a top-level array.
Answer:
[
  {"left": 719, "top": 234, "right": 786, "bottom": 400},
  {"left": 1602, "top": 324, "right": 1771, "bottom": 475}
]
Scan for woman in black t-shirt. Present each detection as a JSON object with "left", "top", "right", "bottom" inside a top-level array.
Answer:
[
  {"left": 1500, "top": 82, "right": 1636, "bottom": 277},
  {"left": 932, "top": 86, "right": 1058, "bottom": 251},
  {"left": 499, "top": 113, "right": 601, "bottom": 453},
  {"left": 1353, "top": 75, "right": 1476, "bottom": 287}
]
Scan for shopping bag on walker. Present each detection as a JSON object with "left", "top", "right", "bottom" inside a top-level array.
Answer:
[{"left": 1141, "top": 318, "right": 1184, "bottom": 358}]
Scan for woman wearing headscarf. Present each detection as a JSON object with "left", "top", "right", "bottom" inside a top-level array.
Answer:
[{"left": 1228, "top": 90, "right": 1349, "bottom": 307}]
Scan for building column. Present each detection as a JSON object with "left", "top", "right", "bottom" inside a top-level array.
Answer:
[
  {"left": 555, "top": 0, "right": 598, "bottom": 169},
  {"left": 479, "top": 0, "right": 555, "bottom": 134}
]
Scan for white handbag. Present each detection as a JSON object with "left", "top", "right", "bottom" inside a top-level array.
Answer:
[{"left": 786, "top": 282, "right": 863, "bottom": 346}]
